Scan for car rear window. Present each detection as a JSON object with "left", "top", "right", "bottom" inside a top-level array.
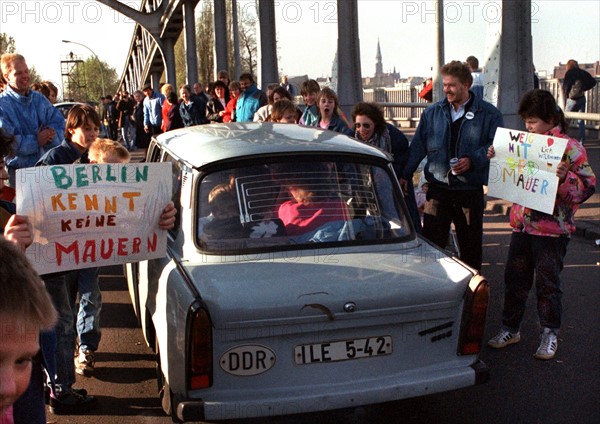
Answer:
[{"left": 196, "top": 159, "right": 413, "bottom": 252}]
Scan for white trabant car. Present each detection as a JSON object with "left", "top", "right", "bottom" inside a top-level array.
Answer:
[{"left": 126, "top": 123, "right": 489, "bottom": 423}]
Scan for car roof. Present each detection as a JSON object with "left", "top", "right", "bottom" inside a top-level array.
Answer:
[{"left": 155, "top": 122, "right": 388, "bottom": 168}]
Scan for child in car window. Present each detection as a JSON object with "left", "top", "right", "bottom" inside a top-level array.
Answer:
[
  {"left": 200, "top": 177, "right": 286, "bottom": 241},
  {"left": 278, "top": 172, "right": 348, "bottom": 237},
  {"left": 202, "top": 181, "right": 246, "bottom": 240}
]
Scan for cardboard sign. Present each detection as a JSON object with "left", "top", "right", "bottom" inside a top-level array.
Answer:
[
  {"left": 16, "top": 163, "right": 172, "bottom": 275},
  {"left": 487, "top": 127, "right": 568, "bottom": 214}
]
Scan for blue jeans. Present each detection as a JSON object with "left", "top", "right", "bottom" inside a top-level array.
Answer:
[
  {"left": 565, "top": 96, "right": 586, "bottom": 142},
  {"left": 121, "top": 120, "right": 136, "bottom": 151},
  {"left": 44, "top": 274, "right": 77, "bottom": 390},
  {"left": 501, "top": 232, "right": 569, "bottom": 333},
  {"left": 67, "top": 267, "right": 102, "bottom": 353}
]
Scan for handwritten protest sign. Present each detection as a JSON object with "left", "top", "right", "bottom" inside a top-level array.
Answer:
[
  {"left": 16, "top": 163, "right": 172, "bottom": 274},
  {"left": 487, "top": 127, "right": 568, "bottom": 214}
]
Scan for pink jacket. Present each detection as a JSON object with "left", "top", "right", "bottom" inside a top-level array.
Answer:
[{"left": 509, "top": 127, "right": 596, "bottom": 237}]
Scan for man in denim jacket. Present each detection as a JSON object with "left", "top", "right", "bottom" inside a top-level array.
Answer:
[
  {"left": 401, "top": 60, "right": 503, "bottom": 270},
  {"left": 0, "top": 54, "right": 64, "bottom": 186}
]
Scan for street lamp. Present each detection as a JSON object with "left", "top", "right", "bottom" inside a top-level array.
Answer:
[{"left": 62, "top": 39, "right": 106, "bottom": 98}]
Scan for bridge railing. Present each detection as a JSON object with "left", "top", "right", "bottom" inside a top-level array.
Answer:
[
  {"left": 368, "top": 78, "right": 600, "bottom": 132},
  {"left": 363, "top": 87, "right": 429, "bottom": 127}
]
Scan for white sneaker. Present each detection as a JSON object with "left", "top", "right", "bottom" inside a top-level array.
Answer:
[
  {"left": 534, "top": 328, "right": 558, "bottom": 360},
  {"left": 488, "top": 329, "right": 521, "bottom": 348},
  {"left": 75, "top": 350, "right": 95, "bottom": 376}
]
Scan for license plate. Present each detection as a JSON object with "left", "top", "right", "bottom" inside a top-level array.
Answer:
[{"left": 294, "top": 336, "right": 392, "bottom": 364}]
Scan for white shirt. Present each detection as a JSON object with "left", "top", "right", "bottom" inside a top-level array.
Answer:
[{"left": 450, "top": 96, "right": 471, "bottom": 122}]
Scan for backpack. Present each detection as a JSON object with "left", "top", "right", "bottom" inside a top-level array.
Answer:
[
  {"left": 568, "top": 68, "right": 597, "bottom": 99},
  {"left": 568, "top": 80, "right": 584, "bottom": 99}
]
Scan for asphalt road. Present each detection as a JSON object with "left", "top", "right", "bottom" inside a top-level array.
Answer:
[
  {"left": 43, "top": 217, "right": 600, "bottom": 424},
  {"left": 45, "top": 138, "right": 600, "bottom": 424}
]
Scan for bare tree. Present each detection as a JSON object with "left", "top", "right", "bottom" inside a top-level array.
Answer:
[
  {"left": 237, "top": 5, "right": 257, "bottom": 76},
  {"left": 174, "top": 34, "right": 187, "bottom": 89},
  {"left": 192, "top": 1, "right": 256, "bottom": 85},
  {"left": 196, "top": 1, "right": 214, "bottom": 86}
]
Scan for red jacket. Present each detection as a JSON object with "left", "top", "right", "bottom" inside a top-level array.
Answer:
[{"left": 223, "top": 98, "right": 238, "bottom": 123}]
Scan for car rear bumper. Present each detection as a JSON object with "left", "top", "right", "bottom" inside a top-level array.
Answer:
[{"left": 176, "top": 359, "right": 489, "bottom": 422}]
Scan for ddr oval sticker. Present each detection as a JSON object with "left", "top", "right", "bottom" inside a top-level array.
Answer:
[{"left": 220, "top": 345, "right": 276, "bottom": 376}]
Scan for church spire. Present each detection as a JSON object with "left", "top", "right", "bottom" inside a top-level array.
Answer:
[{"left": 375, "top": 38, "right": 383, "bottom": 77}]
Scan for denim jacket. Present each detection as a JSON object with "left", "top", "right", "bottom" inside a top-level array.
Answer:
[
  {"left": 402, "top": 92, "right": 504, "bottom": 190},
  {"left": 179, "top": 94, "right": 208, "bottom": 126},
  {"left": 323, "top": 115, "right": 354, "bottom": 137},
  {"left": 0, "top": 86, "right": 64, "bottom": 171}
]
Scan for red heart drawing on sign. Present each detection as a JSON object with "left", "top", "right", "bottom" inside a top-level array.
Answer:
[{"left": 547, "top": 138, "right": 554, "bottom": 147}]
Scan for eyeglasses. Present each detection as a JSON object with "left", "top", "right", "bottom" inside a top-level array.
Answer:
[{"left": 354, "top": 122, "right": 371, "bottom": 129}]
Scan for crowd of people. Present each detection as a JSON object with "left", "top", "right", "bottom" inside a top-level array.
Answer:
[{"left": 0, "top": 51, "right": 597, "bottom": 423}]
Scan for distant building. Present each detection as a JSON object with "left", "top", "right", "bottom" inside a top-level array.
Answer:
[
  {"left": 362, "top": 39, "right": 400, "bottom": 89},
  {"left": 553, "top": 61, "right": 600, "bottom": 79},
  {"left": 400, "top": 76, "right": 426, "bottom": 89},
  {"left": 316, "top": 77, "right": 331, "bottom": 88}
]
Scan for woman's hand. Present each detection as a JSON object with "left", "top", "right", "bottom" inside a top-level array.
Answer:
[{"left": 486, "top": 145, "right": 495, "bottom": 159}]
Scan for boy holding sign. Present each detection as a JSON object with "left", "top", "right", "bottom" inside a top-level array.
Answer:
[
  {"left": 34, "top": 105, "right": 103, "bottom": 412},
  {"left": 487, "top": 90, "right": 596, "bottom": 360},
  {"left": 33, "top": 106, "right": 176, "bottom": 414}
]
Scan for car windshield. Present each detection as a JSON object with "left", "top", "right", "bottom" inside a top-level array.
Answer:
[{"left": 196, "top": 158, "right": 413, "bottom": 252}]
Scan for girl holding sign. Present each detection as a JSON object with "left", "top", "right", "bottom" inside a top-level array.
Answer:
[{"left": 487, "top": 90, "right": 596, "bottom": 360}]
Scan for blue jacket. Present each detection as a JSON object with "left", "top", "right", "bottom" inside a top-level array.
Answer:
[
  {"left": 143, "top": 91, "right": 165, "bottom": 127},
  {"left": 179, "top": 95, "right": 208, "bottom": 126},
  {"left": 402, "top": 92, "right": 503, "bottom": 189},
  {"left": 236, "top": 83, "right": 267, "bottom": 122},
  {"left": 0, "top": 85, "right": 64, "bottom": 170},
  {"left": 36, "top": 139, "right": 85, "bottom": 166},
  {"left": 324, "top": 115, "right": 354, "bottom": 137}
]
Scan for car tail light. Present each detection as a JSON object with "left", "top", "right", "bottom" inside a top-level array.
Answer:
[
  {"left": 458, "top": 275, "right": 489, "bottom": 356},
  {"left": 189, "top": 307, "right": 213, "bottom": 389}
]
